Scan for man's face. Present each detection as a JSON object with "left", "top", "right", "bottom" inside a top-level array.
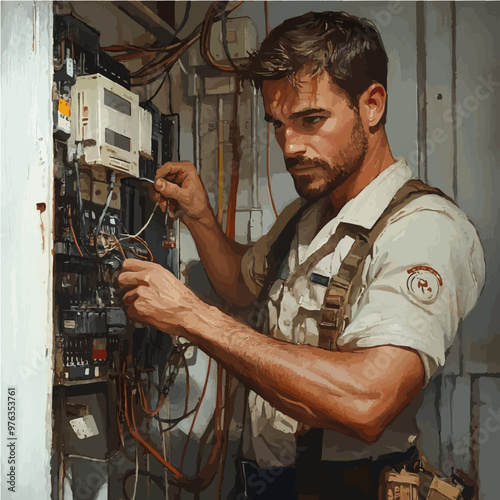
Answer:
[{"left": 262, "top": 70, "right": 369, "bottom": 201}]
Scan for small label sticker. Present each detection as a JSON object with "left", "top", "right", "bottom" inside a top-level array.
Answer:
[
  {"left": 406, "top": 266, "right": 442, "bottom": 303},
  {"left": 70, "top": 415, "right": 99, "bottom": 440},
  {"left": 63, "top": 319, "right": 76, "bottom": 330}
]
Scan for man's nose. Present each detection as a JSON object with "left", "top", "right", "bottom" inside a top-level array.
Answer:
[{"left": 282, "top": 128, "right": 306, "bottom": 157}]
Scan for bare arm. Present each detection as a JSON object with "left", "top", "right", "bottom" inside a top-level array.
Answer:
[
  {"left": 118, "top": 260, "right": 425, "bottom": 443},
  {"left": 152, "top": 162, "right": 255, "bottom": 307}
]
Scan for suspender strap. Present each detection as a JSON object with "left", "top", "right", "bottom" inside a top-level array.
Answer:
[
  {"left": 295, "top": 180, "right": 454, "bottom": 498},
  {"left": 317, "top": 179, "right": 454, "bottom": 351}
]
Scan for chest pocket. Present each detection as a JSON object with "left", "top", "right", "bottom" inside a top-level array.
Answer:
[{"left": 294, "top": 237, "right": 355, "bottom": 310}]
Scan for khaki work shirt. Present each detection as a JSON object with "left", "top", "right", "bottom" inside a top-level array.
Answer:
[{"left": 240, "top": 158, "right": 485, "bottom": 467}]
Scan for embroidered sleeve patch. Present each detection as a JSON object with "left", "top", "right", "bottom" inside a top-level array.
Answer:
[{"left": 406, "top": 265, "right": 443, "bottom": 303}]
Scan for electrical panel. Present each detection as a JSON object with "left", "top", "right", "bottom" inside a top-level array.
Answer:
[{"left": 51, "top": 11, "right": 183, "bottom": 500}]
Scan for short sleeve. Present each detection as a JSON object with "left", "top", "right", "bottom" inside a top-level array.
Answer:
[
  {"left": 241, "top": 198, "right": 304, "bottom": 298},
  {"left": 338, "top": 201, "right": 485, "bottom": 384}
]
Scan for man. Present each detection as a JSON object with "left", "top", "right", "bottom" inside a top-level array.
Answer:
[{"left": 118, "top": 11, "right": 485, "bottom": 499}]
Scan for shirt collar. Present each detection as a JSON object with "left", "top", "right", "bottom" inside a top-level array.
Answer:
[
  {"left": 334, "top": 157, "right": 413, "bottom": 230},
  {"left": 302, "top": 158, "right": 413, "bottom": 260}
]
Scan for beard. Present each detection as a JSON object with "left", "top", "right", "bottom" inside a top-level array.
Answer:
[{"left": 285, "top": 112, "right": 369, "bottom": 201}]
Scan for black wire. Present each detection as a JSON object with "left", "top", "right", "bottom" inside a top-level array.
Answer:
[
  {"left": 176, "top": 0, "right": 192, "bottom": 36},
  {"left": 144, "top": 71, "right": 169, "bottom": 105},
  {"left": 168, "top": 72, "right": 174, "bottom": 114},
  {"left": 130, "top": 0, "right": 192, "bottom": 79},
  {"left": 130, "top": 65, "right": 172, "bottom": 87},
  {"left": 219, "top": 4, "right": 239, "bottom": 71},
  {"left": 155, "top": 406, "right": 198, "bottom": 428},
  {"left": 73, "top": 160, "right": 95, "bottom": 258}
]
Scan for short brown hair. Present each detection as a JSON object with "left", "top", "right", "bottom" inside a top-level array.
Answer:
[{"left": 243, "top": 11, "right": 389, "bottom": 122}]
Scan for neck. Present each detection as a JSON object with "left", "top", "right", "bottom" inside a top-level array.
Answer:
[{"left": 329, "top": 130, "right": 395, "bottom": 211}]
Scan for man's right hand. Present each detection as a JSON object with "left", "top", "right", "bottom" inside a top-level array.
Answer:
[
  {"left": 152, "top": 162, "right": 213, "bottom": 225},
  {"left": 152, "top": 161, "right": 254, "bottom": 307}
]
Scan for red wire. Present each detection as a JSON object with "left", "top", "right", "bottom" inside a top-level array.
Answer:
[
  {"left": 266, "top": 123, "right": 279, "bottom": 218},
  {"left": 262, "top": 4, "right": 278, "bottom": 219}
]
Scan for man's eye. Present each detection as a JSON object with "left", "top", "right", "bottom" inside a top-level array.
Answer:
[
  {"left": 302, "top": 116, "right": 324, "bottom": 126},
  {"left": 272, "top": 120, "right": 283, "bottom": 130}
]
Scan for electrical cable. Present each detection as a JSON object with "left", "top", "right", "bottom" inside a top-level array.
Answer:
[
  {"left": 67, "top": 206, "right": 84, "bottom": 257},
  {"left": 217, "top": 97, "right": 225, "bottom": 225},
  {"left": 175, "top": 0, "right": 192, "bottom": 37},
  {"left": 219, "top": 5, "right": 241, "bottom": 72},
  {"left": 262, "top": 0, "right": 278, "bottom": 219},
  {"left": 130, "top": 0, "right": 191, "bottom": 76},
  {"left": 130, "top": 35, "right": 199, "bottom": 81},
  {"left": 226, "top": 76, "right": 242, "bottom": 239},
  {"left": 73, "top": 160, "right": 95, "bottom": 257},
  {"left": 122, "top": 469, "right": 165, "bottom": 500},
  {"left": 95, "top": 172, "right": 116, "bottom": 256},
  {"left": 264, "top": 0, "right": 270, "bottom": 36},
  {"left": 154, "top": 350, "right": 197, "bottom": 427},
  {"left": 54, "top": 33, "right": 66, "bottom": 71},
  {"left": 266, "top": 123, "right": 279, "bottom": 218},
  {"left": 127, "top": 1, "right": 243, "bottom": 83},
  {"left": 65, "top": 450, "right": 120, "bottom": 462},
  {"left": 200, "top": 2, "right": 233, "bottom": 73},
  {"left": 122, "top": 361, "right": 184, "bottom": 480},
  {"left": 156, "top": 407, "right": 197, "bottom": 429},
  {"left": 168, "top": 72, "right": 174, "bottom": 114},
  {"left": 179, "top": 357, "right": 213, "bottom": 470},
  {"left": 145, "top": 71, "right": 169, "bottom": 105},
  {"left": 119, "top": 201, "right": 159, "bottom": 242},
  {"left": 131, "top": 447, "right": 139, "bottom": 500},
  {"left": 182, "top": 350, "right": 191, "bottom": 415}
]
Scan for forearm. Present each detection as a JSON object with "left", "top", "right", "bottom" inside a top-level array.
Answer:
[
  {"left": 119, "top": 260, "right": 425, "bottom": 443},
  {"left": 183, "top": 212, "right": 254, "bottom": 307},
  {"left": 174, "top": 303, "right": 416, "bottom": 442}
]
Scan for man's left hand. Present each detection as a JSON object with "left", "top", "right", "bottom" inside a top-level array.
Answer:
[{"left": 117, "top": 259, "right": 206, "bottom": 334}]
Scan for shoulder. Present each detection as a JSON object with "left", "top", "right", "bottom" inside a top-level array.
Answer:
[
  {"left": 371, "top": 193, "right": 485, "bottom": 313},
  {"left": 377, "top": 193, "right": 482, "bottom": 254}
]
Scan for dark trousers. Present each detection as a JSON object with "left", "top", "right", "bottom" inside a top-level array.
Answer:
[{"left": 235, "top": 447, "right": 419, "bottom": 500}]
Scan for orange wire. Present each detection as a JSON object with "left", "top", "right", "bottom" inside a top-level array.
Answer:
[
  {"left": 131, "top": 235, "right": 154, "bottom": 261},
  {"left": 111, "top": 234, "right": 127, "bottom": 260},
  {"left": 266, "top": 123, "right": 279, "bottom": 218},
  {"left": 67, "top": 207, "right": 84, "bottom": 257},
  {"left": 136, "top": 375, "right": 166, "bottom": 417},
  {"left": 180, "top": 357, "right": 213, "bottom": 470},
  {"left": 131, "top": 251, "right": 149, "bottom": 261},
  {"left": 262, "top": 3, "right": 278, "bottom": 219},
  {"left": 122, "top": 361, "right": 184, "bottom": 480}
]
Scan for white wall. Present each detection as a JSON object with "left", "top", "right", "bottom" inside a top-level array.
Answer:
[{"left": 1, "top": 1, "right": 54, "bottom": 499}]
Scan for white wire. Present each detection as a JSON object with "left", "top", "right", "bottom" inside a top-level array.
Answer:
[
  {"left": 65, "top": 450, "right": 120, "bottom": 462},
  {"left": 131, "top": 447, "right": 139, "bottom": 500},
  {"left": 119, "top": 201, "right": 159, "bottom": 242}
]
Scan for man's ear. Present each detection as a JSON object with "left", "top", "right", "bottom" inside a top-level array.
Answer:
[{"left": 359, "top": 83, "right": 387, "bottom": 128}]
